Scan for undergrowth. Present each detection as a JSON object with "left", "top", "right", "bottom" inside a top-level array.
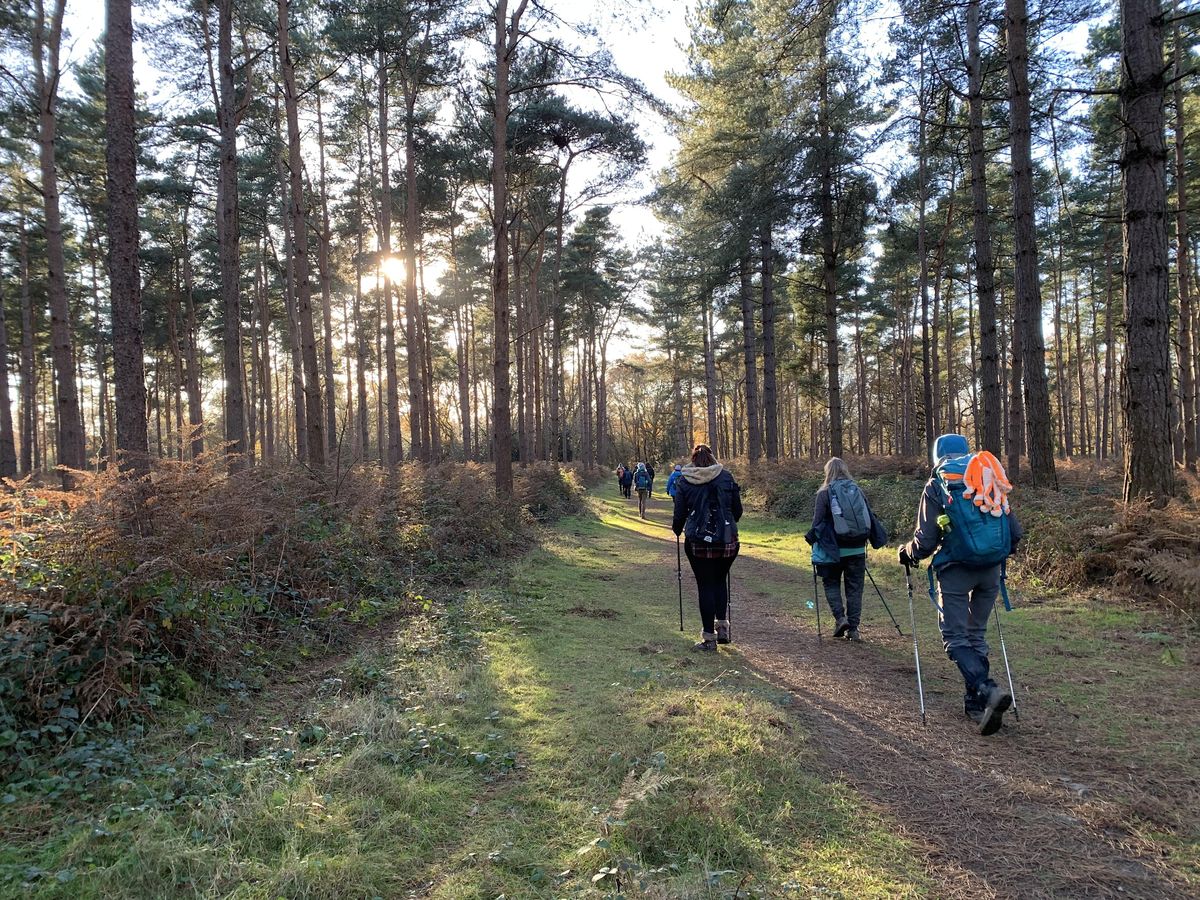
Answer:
[
  {"left": 0, "top": 459, "right": 583, "bottom": 793},
  {"left": 734, "top": 456, "right": 1200, "bottom": 611}
]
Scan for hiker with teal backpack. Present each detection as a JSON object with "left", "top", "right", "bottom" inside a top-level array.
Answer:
[
  {"left": 634, "top": 462, "right": 653, "bottom": 518},
  {"left": 805, "top": 458, "right": 888, "bottom": 641},
  {"left": 899, "top": 434, "right": 1023, "bottom": 736}
]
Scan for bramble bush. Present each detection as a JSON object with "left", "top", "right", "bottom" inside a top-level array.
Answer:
[{"left": 0, "top": 458, "right": 584, "bottom": 782}]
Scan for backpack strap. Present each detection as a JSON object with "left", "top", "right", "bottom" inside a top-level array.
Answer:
[{"left": 927, "top": 566, "right": 940, "bottom": 611}]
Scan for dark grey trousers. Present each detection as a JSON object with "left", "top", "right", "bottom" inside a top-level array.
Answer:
[
  {"left": 819, "top": 554, "right": 866, "bottom": 627},
  {"left": 934, "top": 563, "right": 1001, "bottom": 708}
]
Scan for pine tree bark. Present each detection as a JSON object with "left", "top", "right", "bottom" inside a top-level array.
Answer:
[
  {"left": 703, "top": 289, "right": 719, "bottom": 454},
  {"left": 818, "top": 25, "right": 843, "bottom": 457},
  {"left": 214, "top": 0, "right": 245, "bottom": 464},
  {"left": 1006, "top": 0, "right": 1057, "bottom": 487},
  {"left": 105, "top": 0, "right": 149, "bottom": 475},
  {"left": 403, "top": 94, "right": 426, "bottom": 461},
  {"left": 17, "top": 210, "right": 35, "bottom": 476},
  {"left": 967, "top": 0, "right": 1002, "bottom": 454},
  {"left": 739, "top": 255, "right": 761, "bottom": 461},
  {"left": 0, "top": 289, "right": 16, "bottom": 478},
  {"left": 1173, "top": 15, "right": 1195, "bottom": 471},
  {"left": 378, "top": 54, "right": 402, "bottom": 466},
  {"left": 491, "top": 0, "right": 528, "bottom": 494},
  {"left": 316, "top": 92, "right": 338, "bottom": 458},
  {"left": 32, "top": 0, "right": 84, "bottom": 480},
  {"left": 916, "top": 54, "right": 935, "bottom": 453},
  {"left": 1120, "top": 0, "right": 1175, "bottom": 501},
  {"left": 761, "top": 223, "right": 778, "bottom": 459},
  {"left": 278, "top": 0, "right": 324, "bottom": 468}
]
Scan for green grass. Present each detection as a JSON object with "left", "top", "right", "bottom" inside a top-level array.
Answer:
[{"left": 0, "top": 495, "right": 929, "bottom": 899}]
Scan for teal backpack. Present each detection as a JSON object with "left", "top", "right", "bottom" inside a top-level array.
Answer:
[{"left": 930, "top": 453, "right": 1012, "bottom": 571}]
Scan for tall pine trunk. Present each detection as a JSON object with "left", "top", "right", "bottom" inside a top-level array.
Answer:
[
  {"left": 0, "top": 291, "right": 16, "bottom": 478},
  {"left": 215, "top": 0, "right": 244, "bottom": 463},
  {"left": 739, "top": 255, "right": 761, "bottom": 461},
  {"left": 106, "top": 0, "right": 149, "bottom": 475},
  {"left": 491, "top": 0, "right": 524, "bottom": 495},
  {"left": 1173, "top": 16, "right": 1195, "bottom": 471},
  {"left": 1006, "top": 0, "right": 1058, "bottom": 487},
  {"left": 278, "top": 0, "right": 325, "bottom": 468},
  {"left": 403, "top": 95, "right": 426, "bottom": 461},
  {"left": 316, "top": 92, "right": 338, "bottom": 459},
  {"left": 761, "top": 223, "right": 778, "bottom": 458},
  {"left": 378, "top": 54, "right": 403, "bottom": 466},
  {"left": 1120, "top": 0, "right": 1175, "bottom": 500},
  {"left": 818, "top": 25, "right": 843, "bottom": 457},
  {"left": 18, "top": 210, "right": 35, "bottom": 476},
  {"left": 33, "top": 0, "right": 84, "bottom": 480}
]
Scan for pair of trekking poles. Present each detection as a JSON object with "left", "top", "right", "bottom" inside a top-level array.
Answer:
[{"left": 809, "top": 558, "right": 1019, "bottom": 728}]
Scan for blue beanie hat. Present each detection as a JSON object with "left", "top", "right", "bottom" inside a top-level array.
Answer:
[{"left": 932, "top": 433, "right": 970, "bottom": 467}]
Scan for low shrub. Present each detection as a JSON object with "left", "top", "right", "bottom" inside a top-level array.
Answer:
[{"left": 0, "top": 458, "right": 583, "bottom": 781}]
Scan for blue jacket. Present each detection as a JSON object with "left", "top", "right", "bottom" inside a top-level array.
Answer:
[
  {"left": 805, "top": 480, "right": 887, "bottom": 563},
  {"left": 665, "top": 469, "right": 682, "bottom": 497}
]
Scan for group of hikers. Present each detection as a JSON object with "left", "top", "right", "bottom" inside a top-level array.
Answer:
[{"left": 644, "top": 434, "right": 1019, "bottom": 736}]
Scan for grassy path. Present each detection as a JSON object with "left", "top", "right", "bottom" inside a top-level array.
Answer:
[{"left": 4, "top": 488, "right": 1197, "bottom": 898}]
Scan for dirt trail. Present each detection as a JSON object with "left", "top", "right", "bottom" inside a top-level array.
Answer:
[{"left": 633, "top": 494, "right": 1194, "bottom": 899}]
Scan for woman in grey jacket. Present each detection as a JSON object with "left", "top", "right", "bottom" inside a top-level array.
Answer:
[{"left": 805, "top": 458, "right": 887, "bottom": 641}]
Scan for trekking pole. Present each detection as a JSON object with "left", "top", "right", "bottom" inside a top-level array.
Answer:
[
  {"left": 811, "top": 564, "right": 823, "bottom": 642},
  {"left": 903, "top": 562, "right": 927, "bottom": 727},
  {"left": 994, "top": 609, "right": 1020, "bottom": 722},
  {"left": 864, "top": 564, "right": 904, "bottom": 637},
  {"left": 676, "top": 534, "right": 684, "bottom": 632},
  {"left": 726, "top": 571, "right": 733, "bottom": 642}
]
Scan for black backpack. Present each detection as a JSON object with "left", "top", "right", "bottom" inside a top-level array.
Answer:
[{"left": 690, "top": 480, "right": 734, "bottom": 544}]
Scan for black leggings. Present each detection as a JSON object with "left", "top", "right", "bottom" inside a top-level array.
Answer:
[{"left": 685, "top": 542, "right": 738, "bottom": 632}]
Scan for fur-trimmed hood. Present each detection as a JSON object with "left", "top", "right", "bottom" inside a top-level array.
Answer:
[{"left": 681, "top": 462, "right": 724, "bottom": 485}]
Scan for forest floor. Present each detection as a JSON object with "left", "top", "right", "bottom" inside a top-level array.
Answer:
[{"left": 2, "top": 490, "right": 1198, "bottom": 898}]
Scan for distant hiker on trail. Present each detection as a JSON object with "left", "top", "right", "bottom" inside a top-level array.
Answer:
[
  {"left": 646, "top": 462, "right": 656, "bottom": 496},
  {"left": 805, "top": 458, "right": 888, "bottom": 642},
  {"left": 672, "top": 444, "right": 743, "bottom": 651},
  {"left": 899, "top": 434, "right": 1023, "bottom": 736},
  {"left": 620, "top": 465, "right": 634, "bottom": 499},
  {"left": 666, "top": 464, "right": 683, "bottom": 498},
  {"left": 634, "top": 463, "right": 653, "bottom": 517},
  {"left": 615, "top": 464, "right": 627, "bottom": 495}
]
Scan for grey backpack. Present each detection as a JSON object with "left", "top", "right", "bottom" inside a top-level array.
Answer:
[{"left": 828, "top": 479, "right": 869, "bottom": 540}]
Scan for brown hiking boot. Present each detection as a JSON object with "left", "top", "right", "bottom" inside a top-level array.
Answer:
[
  {"left": 716, "top": 620, "right": 731, "bottom": 645},
  {"left": 693, "top": 632, "right": 718, "bottom": 652}
]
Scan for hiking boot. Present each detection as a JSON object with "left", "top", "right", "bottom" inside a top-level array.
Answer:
[
  {"left": 693, "top": 632, "right": 718, "bottom": 652},
  {"left": 716, "top": 620, "right": 731, "bottom": 645},
  {"left": 977, "top": 685, "right": 1012, "bottom": 736},
  {"left": 833, "top": 617, "right": 850, "bottom": 639},
  {"left": 848, "top": 628, "right": 862, "bottom": 643}
]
